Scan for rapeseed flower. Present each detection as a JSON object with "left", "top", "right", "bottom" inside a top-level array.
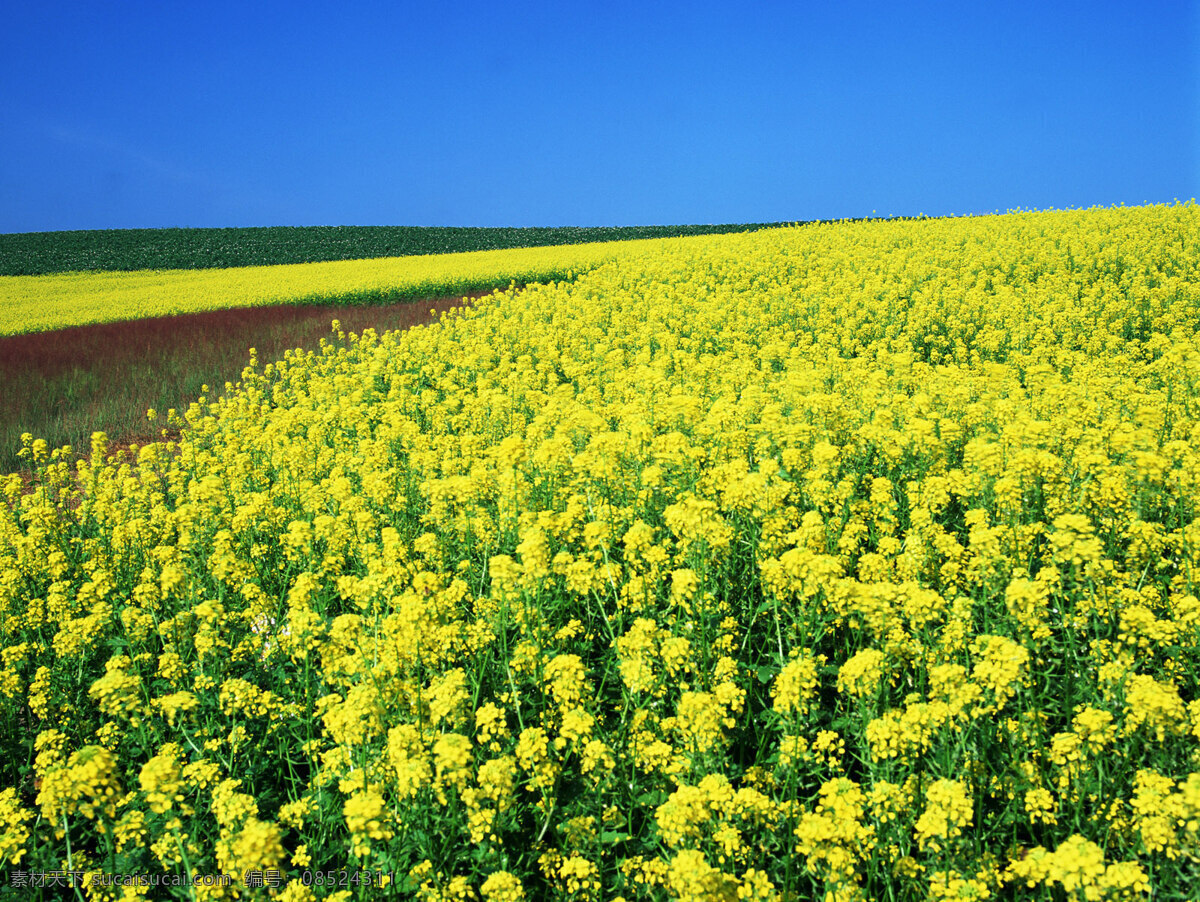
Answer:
[{"left": 3, "top": 202, "right": 1200, "bottom": 898}]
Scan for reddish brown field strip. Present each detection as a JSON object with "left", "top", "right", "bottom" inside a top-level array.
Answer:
[
  {"left": 2, "top": 290, "right": 493, "bottom": 475},
  {"left": 0, "top": 290, "right": 490, "bottom": 383}
]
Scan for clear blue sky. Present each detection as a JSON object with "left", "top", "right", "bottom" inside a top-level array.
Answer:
[{"left": 2, "top": 0, "right": 1196, "bottom": 232}]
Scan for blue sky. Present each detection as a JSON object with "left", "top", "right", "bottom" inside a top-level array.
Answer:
[{"left": 1, "top": 0, "right": 1196, "bottom": 232}]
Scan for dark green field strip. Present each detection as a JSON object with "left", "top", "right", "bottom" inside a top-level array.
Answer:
[{"left": 0, "top": 223, "right": 790, "bottom": 275}]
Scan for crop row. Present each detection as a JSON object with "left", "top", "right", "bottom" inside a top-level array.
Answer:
[
  {"left": 0, "top": 238, "right": 670, "bottom": 337},
  {"left": 0, "top": 223, "right": 788, "bottom": 277}
]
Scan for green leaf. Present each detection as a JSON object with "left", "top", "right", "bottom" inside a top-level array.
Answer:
[{"left": 636, "top": 790, "right": 667, "bottom": 807}]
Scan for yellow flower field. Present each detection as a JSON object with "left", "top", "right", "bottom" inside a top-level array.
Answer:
[
  {"left": 2, "top": 202, "right": 1199, "bottom": 900},
  {"left": 0, "top": 238, "right": 662, "bottom": 336}
]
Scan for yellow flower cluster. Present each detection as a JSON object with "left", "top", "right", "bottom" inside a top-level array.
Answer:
[{"left": 2, "top": 202, "right": 1199, "bottom": 898}]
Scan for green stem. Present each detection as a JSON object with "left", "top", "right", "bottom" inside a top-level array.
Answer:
[{"left": 62, "top": 816, "right": 87, "bottom": 902}]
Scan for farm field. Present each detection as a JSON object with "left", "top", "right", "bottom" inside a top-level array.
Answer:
[
  {"left": 0, "top": 233, "right": 717, "bottom": 472},
  {"left": 0, "top": 223, "right": 787, "bottom": 277},
  {"left": 2, "top": 202, "right": 1200, "bottom": 900},
  {"left": 0, "top": 238, "right": 682, "bottom": 337},
  {"left": 0, "top": 290, "right": 487, "bottom": 476}
]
